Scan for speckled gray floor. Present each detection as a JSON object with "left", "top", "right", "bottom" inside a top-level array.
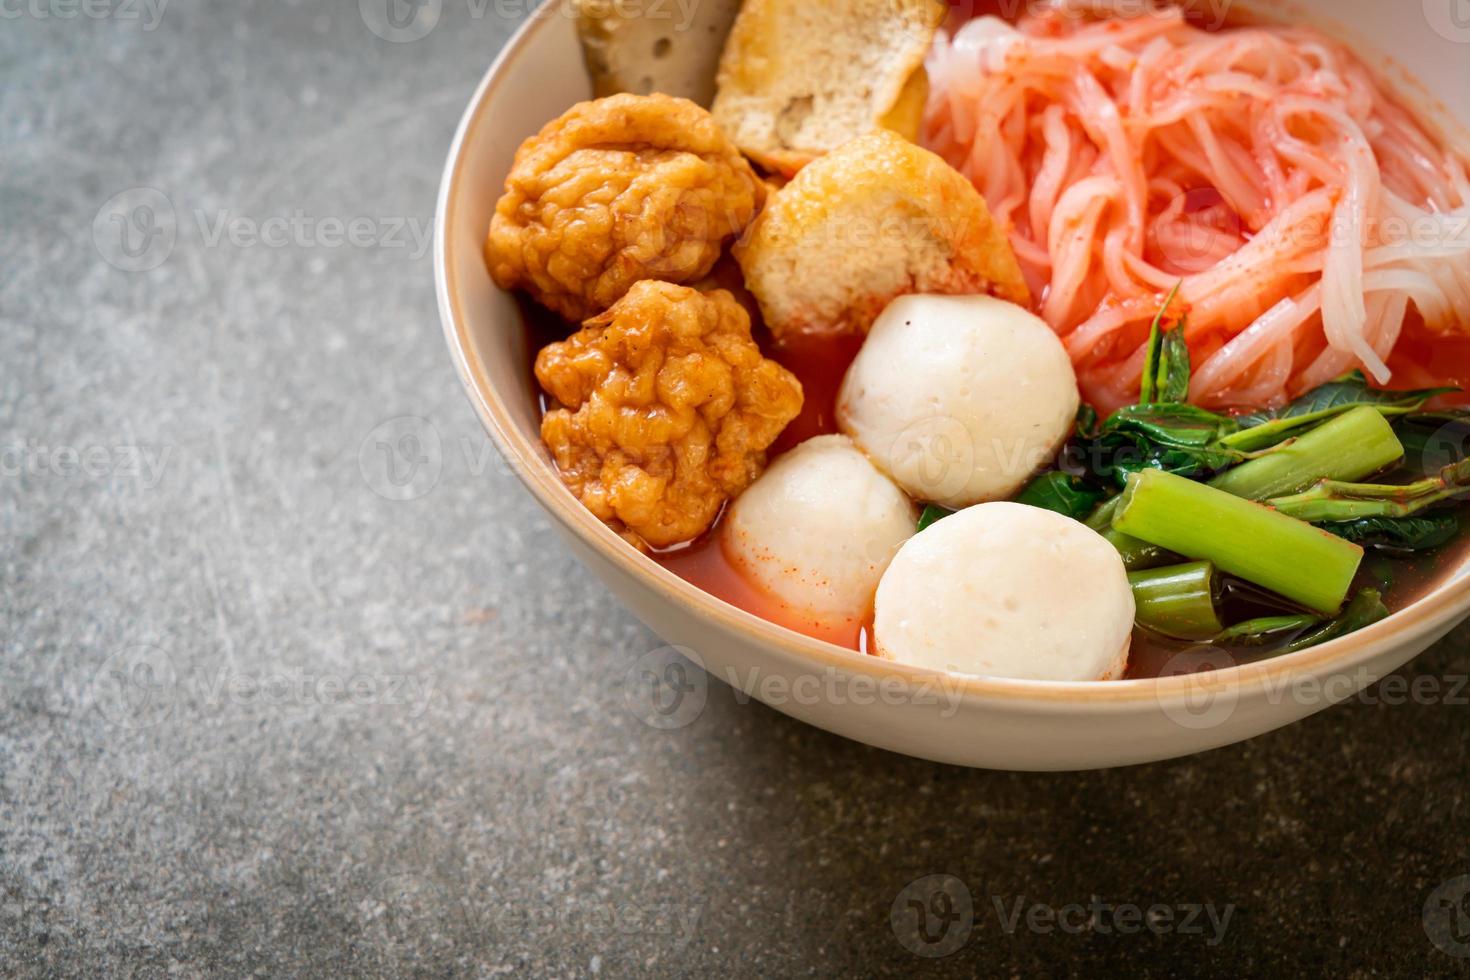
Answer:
[{"left": 4, "top": 1, "right": 1470, "bottom": 977}]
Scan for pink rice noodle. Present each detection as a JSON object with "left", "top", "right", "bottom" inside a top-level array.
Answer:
[{"left": 924, "top": 1, "right": 1470, "bottom": 412}]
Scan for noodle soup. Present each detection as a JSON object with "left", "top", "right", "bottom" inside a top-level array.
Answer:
[{"left": 506, "top": 0, "right": 1470, "bottom": 684}]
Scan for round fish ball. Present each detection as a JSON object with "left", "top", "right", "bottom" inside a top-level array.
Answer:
[
  {"left": 837, "top": 294, "right": 1080, "bottom": 508},
  {"left": 725, "top": 435, "right": 916, "bottom": 628},
  {"left": 874, "top": 503, "right": 1134, "bottom": 681}
]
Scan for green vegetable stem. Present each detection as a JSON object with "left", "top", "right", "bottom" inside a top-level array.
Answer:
[
  {"left": 1268, "top": 458, "right": 1470, "bottom": 523},
  {"left": 1085, "top": 498, "right": 1177, "bottom": 571},
  {"left": 1208, "top": 406, "right": 1404, "bottom": 500},
  {"left": 1224, "top": 371, "right": 1456, "bottom": 452},
  {"left": 1128, "top": 562, "right": 1224, "bottom": 640},
  {"left": 1112, "top": 469, "right": 1364, "bottom": 615}
]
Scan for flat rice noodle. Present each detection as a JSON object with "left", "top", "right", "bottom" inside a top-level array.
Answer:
[{"left": 924, "top": 4, "right": 1470, "bottom": 412}]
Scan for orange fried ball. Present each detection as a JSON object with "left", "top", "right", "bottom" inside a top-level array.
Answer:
[
  {"left": 535, "top": 280, "right": 804, "bottom": 550},
  {"left": 487, "top": 93, "right": 765, "bottom": 322}
]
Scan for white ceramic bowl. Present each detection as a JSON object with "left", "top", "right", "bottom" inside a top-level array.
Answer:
[{"left": 436, "top": 1, "right": 1470, "bottom": 769}]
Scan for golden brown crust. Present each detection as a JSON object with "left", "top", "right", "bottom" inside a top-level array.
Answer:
[
  {"left": 734, "top": 130, "right": 1032, "bottom": 338},
  {"left": 535, "top": 281, "right": 803, "bottom": 550},
  {"left": 486, "top": 94, "right": 765, "bottom": 322},
  {"left": 711, "top": 0, "right": 945, "bottom": 178}
]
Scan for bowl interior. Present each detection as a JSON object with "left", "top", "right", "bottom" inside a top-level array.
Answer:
[{"left": 439, "top": 2, "right": 1470, "bottom": 693}]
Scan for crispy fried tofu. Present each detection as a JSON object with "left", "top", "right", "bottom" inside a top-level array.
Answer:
[
  {"left": 574, "top": 0, "right": 743, "bottom": 106},
  {"left": 711, "top": 0, "right": 945, "bottom": 176}
]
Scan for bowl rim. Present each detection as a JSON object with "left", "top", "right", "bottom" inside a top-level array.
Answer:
[{"left": 434, "top": 8, "right": 1470, "bottom": 707}]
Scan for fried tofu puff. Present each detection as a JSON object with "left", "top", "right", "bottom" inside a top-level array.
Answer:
[
  {"left": 487, "top": 94, "right": 766, "bottom": 322},
  {"left": 734, "top": 129, "right": 1030, "bottom": 338},
  {"left": 535, "top": 281, "right": 803, "bottom": 550}
]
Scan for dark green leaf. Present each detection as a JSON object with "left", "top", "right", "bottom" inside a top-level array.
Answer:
[
  {"left": 916, "top": 504, "right": 954, "bottom": 533},
  {"left": 1318, "top": 514, "right": 1460, "bottom": 554},
  {"left": 1086, "top": 404, "right": 1243, "bottom": 486},
  {"left": 1015, "top": 472, "right": 1107, "bottom": 520},
  {"left": 1279, "top": 588, "right": 1389, "bottom": 653},
  {"left": 1075, "top": 403, "right": 1101, "bottom": 440},
  {"left": 1103, "top": 404, "right": 1240, "bottom": 450},
  {"left": 1226, "top": 372, "right": 1458, "bottom": 452}
]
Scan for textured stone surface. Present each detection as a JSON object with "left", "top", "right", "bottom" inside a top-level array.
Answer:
[{"left": 3, "top": 2, "right": 1470, "bottom": 976}]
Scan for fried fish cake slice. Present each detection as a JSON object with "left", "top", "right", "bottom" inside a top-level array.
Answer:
[{"left": 734, "top": 129, "right": 1031, "bottom": 338}]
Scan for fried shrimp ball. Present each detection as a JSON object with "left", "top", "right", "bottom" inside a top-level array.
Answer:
[
  {"left": 535, "top": 280, "right": 804, "bottom": 550},
  {"left": 487, "top": 93, "right": 765, "bottom": 322}
]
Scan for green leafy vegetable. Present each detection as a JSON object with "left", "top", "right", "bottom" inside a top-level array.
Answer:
[
  {"left": 1214, "top": 614, "right": 1321, "bottom": 646},
  {"left": 1074, "top": 403, "right": 1101, "bottom": 440},
  {"left": 1211, "top": 590, "right": 1389, "bottom": 651},
  {"left": 1139, "top": 282, "right": 1188, "bottom": 405},
  {"left": 1268, "top": 458, "right": 1470, "bottom": 522},
  {"left": 1278, "top": 589, "right": 1389, "bottom": 653},
  {"left": 1225, "top": 372, "right": 1458, "bottom": 452},
  {"left": 916, "top": 504, "right": 954, "bottom": 533},
  {"left": 1016, "top": 471, "right": 1108, "bottom": 520},
  {"left": 1317, "top": 514, "right": 1460, "bottom": 554},
  {"left": 1089, "top": 404, "right": 1243, "bottom": 486}
]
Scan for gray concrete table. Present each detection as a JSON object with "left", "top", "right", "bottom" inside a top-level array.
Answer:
[{"left": 4, "top": 2, "right": 1470, "bottom": 976}]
